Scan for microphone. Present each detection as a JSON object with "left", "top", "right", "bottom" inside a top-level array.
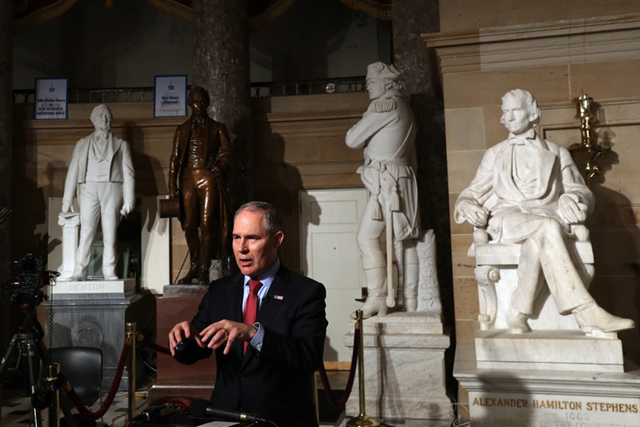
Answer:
[{"left": 190, "top": 399, "right": 268, "bottom": 424}]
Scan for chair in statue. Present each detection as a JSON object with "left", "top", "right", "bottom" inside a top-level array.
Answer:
[{"left": 469, "top": 225, "right": 595, "bottom": 332}]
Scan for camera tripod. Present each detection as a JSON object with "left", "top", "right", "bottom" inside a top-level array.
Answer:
[{"left": 0, "top": 290, "right": 50, "bottom": 427}]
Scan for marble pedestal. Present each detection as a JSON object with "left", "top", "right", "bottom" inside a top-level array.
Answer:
[
  {"left": 476, "top": 328, "right": 624, "bottom": 372},
  {"left": 455, "top": 338, "right": 640, "bottom": 427},
  {"left": 43, "top": 279, "right": 141, "bottom": 391},
  {"left": 343, "top": 312, "right": 452, "bottom": 422}
]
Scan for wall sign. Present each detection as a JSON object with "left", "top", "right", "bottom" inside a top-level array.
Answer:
[
  {"left": 34, "top": 78, "right": 68, "bottom": 120},
  {"left": 154, "top": 75, "right": 188, "bottom": 117}
]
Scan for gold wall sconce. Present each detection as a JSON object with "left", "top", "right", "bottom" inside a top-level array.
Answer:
[{"left": 576, "top": 91, "right": 609, "bottom": 184}]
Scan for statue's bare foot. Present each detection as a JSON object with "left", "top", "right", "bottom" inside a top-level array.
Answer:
[{"left": 573, "top": 302, "right": 635, "bottom": 333}]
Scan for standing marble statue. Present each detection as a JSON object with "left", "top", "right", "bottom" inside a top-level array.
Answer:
[
  {"left": 454, "top": 89, "right": 634, "bottom": 334},
  {"left": 168, "top": 86, "right": 239, "bottom": 285},
  {"left": 346, "top": 62, "right": 420, "bottom": 318},
  {"left": 62, "top": 104, "right": 135, "bottom": 281}
]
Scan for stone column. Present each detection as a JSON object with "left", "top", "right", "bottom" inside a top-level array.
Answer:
[
  {"left": 0, "top": 0, "right": 13, "bottom": 355},
  {"left": 392, "top": 0, "right": 453, "bottom": 325},
  {"left": 192, "top": 0, "right": 252, "bottom": 206}
]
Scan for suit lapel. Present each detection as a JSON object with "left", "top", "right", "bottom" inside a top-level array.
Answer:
[
  {"left": 257, "top": 267, "right": 288, "bottom": 327},
  {"left": 108, "top": 133, "right": 121, "bottom": 158},
  {"left": 230, "top": 273, "right": 244, "bottom": 322},
  {"left": 178, "top": 120, "right": 192, "bottom": 166}
]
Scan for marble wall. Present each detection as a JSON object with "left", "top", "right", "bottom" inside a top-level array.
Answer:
[{"left": 425, "top": 0, "right": 640, "bottom": 403}]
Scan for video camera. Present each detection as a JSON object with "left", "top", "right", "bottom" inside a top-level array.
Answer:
[{"left": 8, "top": 254, "right": 59, "bottom": 308}]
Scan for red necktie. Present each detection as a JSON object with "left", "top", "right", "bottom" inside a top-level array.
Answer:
[{"left": 243, "top": 280, "right": 262, "bottom": 353}]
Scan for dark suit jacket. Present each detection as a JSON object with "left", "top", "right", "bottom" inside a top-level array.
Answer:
[{"left": 179, "top": 265, "right": 327, "bottom": 427}]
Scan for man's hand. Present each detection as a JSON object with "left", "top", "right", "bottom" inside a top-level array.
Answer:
[
  {"left": 459, "top": 200, "right": 489, "bottom": 227},
  {"left": 168, "top": 321, "right": 205, "bottom": 357},
  {"left": 199, "top": 320, "right": 257, "bottom": 355},
  {"left": 120, "top": 202, "right": 134, "bottom": 216},
  {"left": 61, "top": 201, "right": 74, "bottom": 213},
  {"left": 559, "top": 195, "right": 588, "bottom": 224}
]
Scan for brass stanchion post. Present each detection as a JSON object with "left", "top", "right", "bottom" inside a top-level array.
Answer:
[
  {"left": 45, "top": 363, "right": 61, "bottom": 427},
  {"left": 126, "top": 322, "right": 137, "bottom": 420},
  {"left": 347, "top": 310, "right": 379, "bottom": 427}
]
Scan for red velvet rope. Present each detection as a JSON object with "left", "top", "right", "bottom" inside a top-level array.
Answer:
[
  {"left": 317, "top": 327, "right": 360, "bottom": 408},
  {"left": 138, "top": 334, "right": 171, "bottom": 355},
  {"left": 64, "top": 342, "right": 131, "bottom": 421}
]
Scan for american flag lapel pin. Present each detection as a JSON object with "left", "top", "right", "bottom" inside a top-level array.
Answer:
[{"left": 274, "top": 295, "right": 284, "bottom": 301}]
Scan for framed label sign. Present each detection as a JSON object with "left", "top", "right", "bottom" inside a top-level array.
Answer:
[
  {"left": 34, "top": 78, "right": 68, "bottom": 120},
  {"left": 154, "top": 75, "right": 188, "bottom": 117}
]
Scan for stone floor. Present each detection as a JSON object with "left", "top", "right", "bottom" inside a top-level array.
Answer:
[
  {"left": 0, "top": 389, "right": 135, "bottom": 427},
  {"left": 0, "top": 370, "right": 459, "bottom": 426}
]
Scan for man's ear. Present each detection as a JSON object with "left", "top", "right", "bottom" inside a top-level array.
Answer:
[
  {"left": 529, "top": 111, "right": 541, "bottom": 125},
  {"left": 274, "top": 231, "right": 284, "bottom": 249}
]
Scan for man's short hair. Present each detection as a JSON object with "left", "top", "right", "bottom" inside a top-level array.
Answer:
[
  {"left": 234, "top": 201, "right": 283, "bottom": 236},
  {"left": 188, "top": 86, "right": 210, "bottom": 106},
  {"left": 501, "top": 89, "right": 542, "bottom": 127}
]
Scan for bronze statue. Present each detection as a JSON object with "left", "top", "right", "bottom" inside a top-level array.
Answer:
[{"left": 168, "top": 86, "right": 239, "bottom": 284}]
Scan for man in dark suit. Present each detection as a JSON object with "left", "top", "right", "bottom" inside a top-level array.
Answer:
[
  {"left": 168, "top": 201, "right": 328, "bottom": 427},
  {"left": 168, "top": 86, "right": 240, "bottom": 284}
]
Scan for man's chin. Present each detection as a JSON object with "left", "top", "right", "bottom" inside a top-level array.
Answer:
[{"left": 238, "top": 264, "right": 254, "bottom": 276}]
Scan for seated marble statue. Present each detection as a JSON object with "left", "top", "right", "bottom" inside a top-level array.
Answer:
[{"left": 454, "top": 89, "right": 634, "bottom": 334}]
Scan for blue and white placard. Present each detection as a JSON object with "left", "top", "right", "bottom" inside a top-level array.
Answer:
[
  {"left": 154, "top": 75, "right": 187, "bottom": 117},
  {"left": 34, "top": 78, "right": 68, "bottom": 120}
]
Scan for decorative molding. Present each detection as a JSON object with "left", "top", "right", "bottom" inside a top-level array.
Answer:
[{"left": 423, "top": 13, "right": 640, "bottom": 74}]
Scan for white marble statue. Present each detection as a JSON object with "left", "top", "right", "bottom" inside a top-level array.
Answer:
[
  {"left": 346, "top": 62, "right": 421, "bottom": 318},
  {"left": 60, "top": 104, "right": 135, "bottom": 281},
  {"left": 454, "top": 89, "right": 634, "bottom": 334}
]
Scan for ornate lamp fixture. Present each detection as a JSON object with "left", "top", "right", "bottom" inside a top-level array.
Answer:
[{"left": 576, "top": 91, "right": 609, "bottom": 184}]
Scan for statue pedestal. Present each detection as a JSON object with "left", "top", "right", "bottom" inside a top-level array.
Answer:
[
  {"left": 455, "top": 325, "right": 640, "bottom": 427},
  {"left": 344, "top": 312, "right": 452, "bottom": 422},
  {"left": 147, "top": 284, "right": 216, "bottom": 405},
  {"left": 476, "top": 328, "right": 624, "bottom": 372},
  {"left": 44, "top": 279, "right": 142, "bottom": 391}
]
